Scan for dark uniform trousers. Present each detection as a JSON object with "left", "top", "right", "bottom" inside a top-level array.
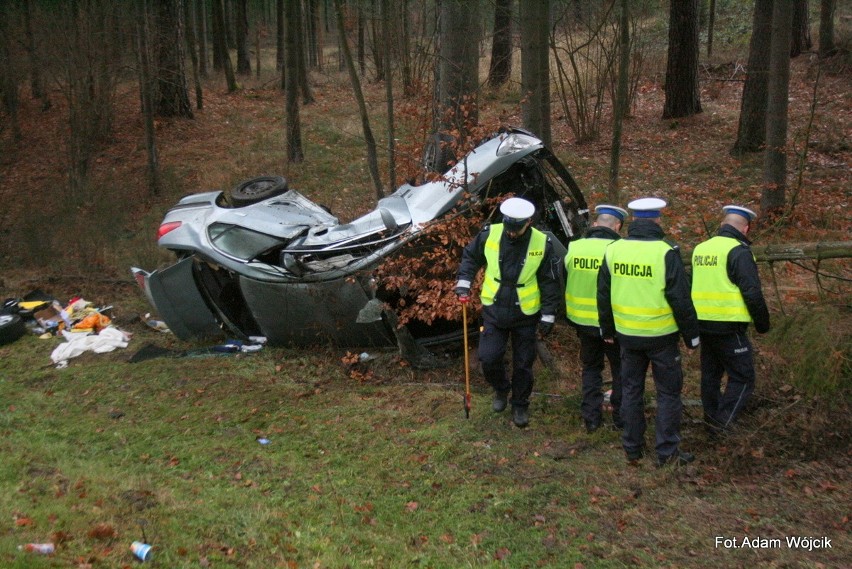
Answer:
[
  {"left": 700, "top": 332, "right": 755, "bottom": 429},
  {"left": 621, "top": 342, "right": 684, "bottom": 458},
  {"left": 580, "top": 334, "right": 623, "bottom": 427},
  {"left": 479, "top": 321, "right": 538, "bottom": 408}
]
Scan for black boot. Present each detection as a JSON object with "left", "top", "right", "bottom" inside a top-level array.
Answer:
[
  {"left": 512, "top": 405, "right": 529, "bottom": 428},
  {"left": 492, "top": 391, "right": 509, "bottom": 412}
]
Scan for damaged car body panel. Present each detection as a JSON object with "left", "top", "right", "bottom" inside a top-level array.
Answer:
[{"left": 132, "top": 129, "right": 589, "bottom": 350}]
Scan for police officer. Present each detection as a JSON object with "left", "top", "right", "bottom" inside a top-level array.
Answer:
[
  {"left": 455, "top": 197, "right": 562, "bottom": 428},
  {"left": 597, "top": 198, "right": 700, "bottom": 467},
  {"left": 691, "top": 205, "right": 770, "bottom": 435},
  {"left": 564, "top": 204, "right": 627, "bottom": 433}
]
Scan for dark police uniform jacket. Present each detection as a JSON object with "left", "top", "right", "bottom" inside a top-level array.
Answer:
[
  {"left": 565, "top": 225, "right": 621, "bottom": 338},
  {"left": 457, "top": 223, "right": 562, "bottom": 329},
  {"left": 596, "top": 219, "right": 700, "bottom": 350},
  {"left": 695, "top": 224, "right": 770, "bottom": 336}
]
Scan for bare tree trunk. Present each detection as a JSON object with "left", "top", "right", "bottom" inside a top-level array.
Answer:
[
  {"left": 437, "top": 0, "right": 481, "bottom": 141},
  {"left": 197, "top": 0, "right": 208, "bottom": 77},
  {"left": 707, "top": 0, "right": 716, "bottom": 57},
  {"left": 184, "top": 0, "right": 204, "bottom": 110},
  {"left": 285, "top": 0, "right": 303, "bottom": 163},
  {"left": 276, "top": 0, "right": 284, "bottom": 71},
  {"left": 487, "top": 0, "right": 513, "bottom": 88},
  {"left": 520, "top": 0, "right": 550, "bottom": 146},
  {"left": 790, "top": 0, "right": 812, "bottom": 57},
  {"left": 294, "top": 0, "right": 314, "bottom": 104},
  {"left": 732, "top": 0, "right": 773, "bottom": 156},
  {"left": 608, "top": 0, "right": 630, "bottom": 202},
  {"left": 156, "top": 0, "right": 193, "bottom": 117},
  {"left": 213, "top": 0, "right": 238, "bottom": 91},
  {"left": 761, "top": 0, "right": 793, "bottom": 219},
  {"left": 334, "top": 0, "right": 383, "bottom": 199},
  {"left": 358, "top": 6, "right": 366, "bottom": 76},
  {"left": 0, "top": 2, "right": 21, "bottom": 141},
  {"left": 399, "top": 0, "right": 414, "bottom": 96},
  {"left": 818, "top": 0, "right": 836, "bottom": 58},
  {"left": 22, "top": 0, "right": 49, "bottom": 110},
  {"left": 382, "top": 0, "right": 396, "bottom": 192},
  {"left": 662, "top": 0, "right": 702, "bottom": 119},
  {"left": 235, "top": 0, "right": 251, "bottom": 75},
  {"left": 137, "top": 0, "right": 160, "bottom": 195}
]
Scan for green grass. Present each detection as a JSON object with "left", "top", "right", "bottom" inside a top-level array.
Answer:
[{"left": 0, "top": 323, "right": 848, "bottom": 568}]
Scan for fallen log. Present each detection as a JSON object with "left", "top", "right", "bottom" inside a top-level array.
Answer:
[{"left": 679, "top": 241, "right": 852, "bottom": 264}]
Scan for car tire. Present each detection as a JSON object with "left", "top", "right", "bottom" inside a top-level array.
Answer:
[
  {"left": 422, "top": 132, "right": 457, "bottom": 175},
  {"left": 0, "top": 314, "right": 26, "bottom": 346},
  {"left": 229, "top": 176, "right": 289, "bottom": 206}
]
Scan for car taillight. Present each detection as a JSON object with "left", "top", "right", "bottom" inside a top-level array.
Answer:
[
  {"left": 134, "top": 272, "right": 147, "bottom": 290},
  {"left": 157, "top": 221, "right": 182, "bottom": 240}
]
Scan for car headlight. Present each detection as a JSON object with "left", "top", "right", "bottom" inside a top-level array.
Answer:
[{"left": 496, "top": 134, "right": 536, "bottom": 156}]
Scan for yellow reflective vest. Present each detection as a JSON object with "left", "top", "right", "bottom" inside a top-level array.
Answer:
[
  {"left": 604, "top": 239, "right": 678, "bottom": 337},
  {"left": 481, "top": 224, "right": 547, "bottom": 315},
  {"left": 564, "top": 237, "right": 614, "bottom": 327},
  {"left": 691, "top": 236, "right": 751, "bottom": 322}
]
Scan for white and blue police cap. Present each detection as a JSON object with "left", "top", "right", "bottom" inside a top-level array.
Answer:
[
  {"left": 594, "top": 204, "right": 628, "bottom": 222},
  {"left": 722, "top": 204, "right": 757, "bottom": 222},
  {"left": 627, "top": 197, "right": 667, "bottom": 218},
  {"left": 500, "top": 197, "right": 535, "bottom": 227}
]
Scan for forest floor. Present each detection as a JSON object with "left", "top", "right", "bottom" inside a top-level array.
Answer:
[{"left": 0, "top": 50, "right": 849, "bottom": 568}]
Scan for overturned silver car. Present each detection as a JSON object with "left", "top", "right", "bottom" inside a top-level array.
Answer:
[{"left": 132, "top": 128, "right": 589, "bottom": 355}]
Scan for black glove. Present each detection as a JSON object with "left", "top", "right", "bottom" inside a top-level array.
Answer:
[
  {"left": 538, "top": 320, "right": 554, "bottom": 337},
  {"left": 455, "top": 286, "right": 471, "bottom": 303}
]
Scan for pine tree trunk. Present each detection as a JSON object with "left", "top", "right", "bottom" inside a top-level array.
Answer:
[
  {"left": 818, "top": 0, "right": 836, "bottom": 58},
  {"left": 520, "top": 0, "right": 550, "bottom": 145},
  {"left": 285, "top": 0, "right": 303, "bottom": 162},
  {"left": 732, "top": 0, "right": 773, "bottom": 156},
  {"left": 235, "top": 0, "right": 251, "bottom": 75},
  {"left": 662, "top": 0, "right": 702, "bottom": 119},
  {"left": 487, "top": 0, "right": 513, "bottom": 88},
  {"left": 334, "top": 0, "right": 382, "bottom": 198},
  {"left": 761, "top": 0, "right": 793, "bottom": 218},
  {"left": 790, "top": 0, "right": 812, "bottom": 57},
  {"left": 156, "top": 0, "right": 193, "bottom": 117}
]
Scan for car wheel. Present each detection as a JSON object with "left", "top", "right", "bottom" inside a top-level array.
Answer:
[
  {"left": 229, "top": 176, "right": 289, "bottom": 206},
  {"left": 0, "top": 314, "right": 26, "bottom": 346},
  {"left": 422, "top": 132, "right": 457, "bottom": 175}
]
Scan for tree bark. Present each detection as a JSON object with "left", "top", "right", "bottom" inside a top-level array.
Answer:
[
  {"left": 437, "top": 0, "right": 480, "bottom": 141},
  {"left": 183, "top": 0, "right": 203, "bottom": 110},
  {"left": 487, "top": 0, "right": 513, "bottom": 88},
  {"left": 790, "top": 0, "right": 812, "bottom": 57},
  {"left": 212, "top": 0, "right": 238, "bottom": 92},
  {"left": 334, "top": 0, "right": 382, "bottom": 199},
  {"left": 382, "top": 0, "right": 395, "bottom": 192},
  {"left": 0, "top": 2, "right": 21, "bottom": 141},
  {"left": 818, "top": 0, "right": 836, "bottom": 58},
  {"left": 136, "top": 0, "right": 160, "bottom": 195},
  {"left": 608, "top": 0, "right": 630, "bottom": 202},
  {"left": 196, "top": 0, "right": 208, "bottom": 77},
  {"left": 295, "top": 0, "right": 314, "bottom": 104},
  {"left": 707, "top": 0, "right": 716, "bottom": 57},
  {"left": 276, "top": 0, "right": 284, "bottom": 71},
  {"left": 22, "top": 0, "right": 49, "bottom": 109},
  {"left": 285, "top": 0, "right": 303, "bottom": 163},
  {"left": 156, "top": 0, "right": 193, "bottom": 118},
  {"left": 235, "top": 0, "right": 251, "bottom": 75},
  {"left": 662, "top": 0, "right": 702, "bottom": 119},
  {"left": 761, "top": 0, "right": 793, "bottom": 219},
  {"left": 732, "top": 0, "right": 773, "bottom": 156},
  {"left": 520, "top": 0, "right": 550, "bottom": 146}
]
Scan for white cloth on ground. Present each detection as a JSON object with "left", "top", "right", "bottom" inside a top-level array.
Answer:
[{"left": 50, "top": 326, "right": 131, "bottom": 367}]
